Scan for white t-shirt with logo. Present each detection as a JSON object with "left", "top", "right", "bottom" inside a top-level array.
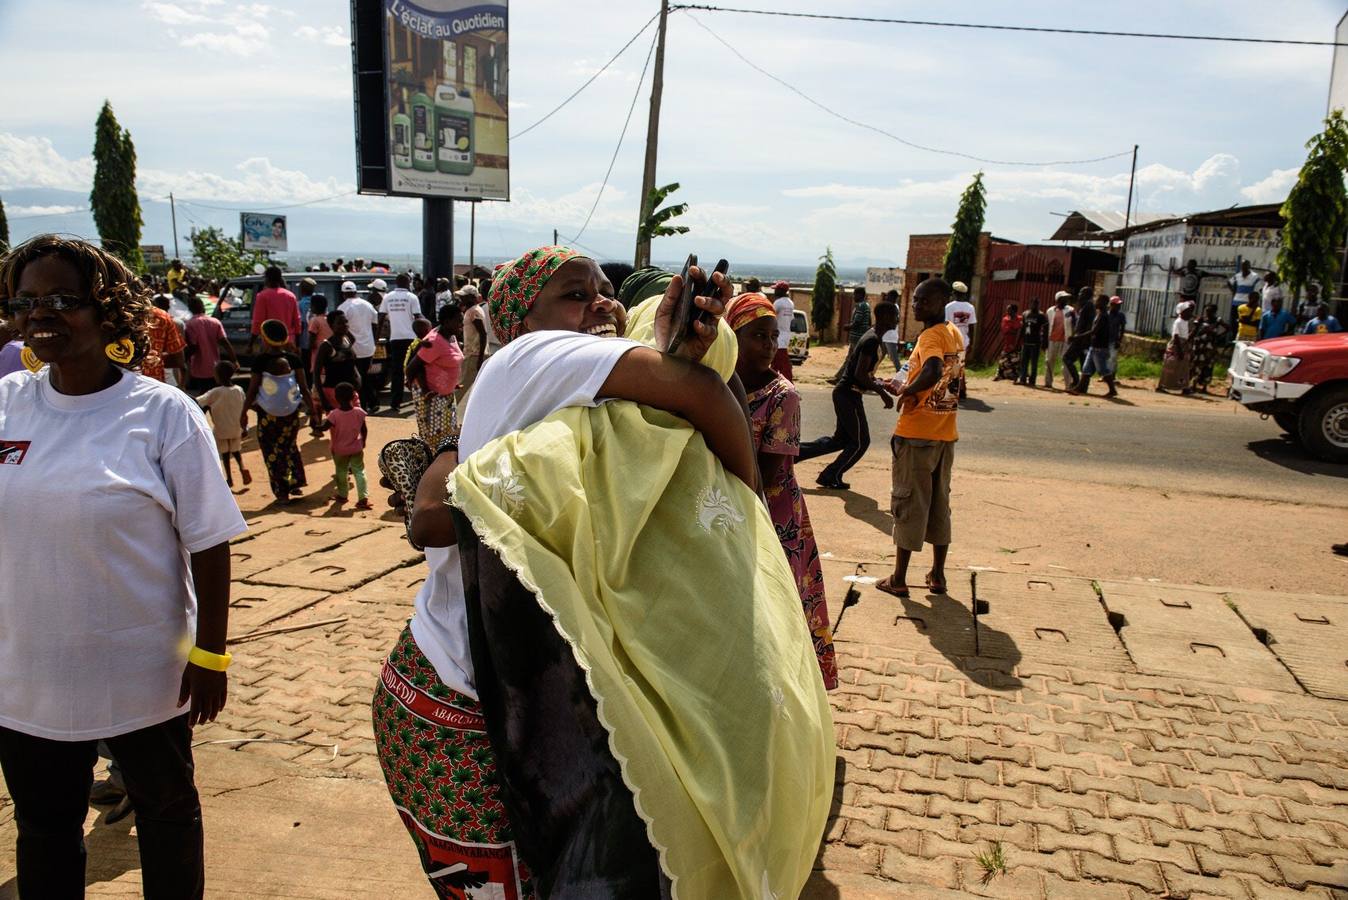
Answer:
[
  {"left": 945, "top": 299, "right": 977, "bottom": 349},
  {"left": 410, "top": 330, "right": 641, "bottom": 698},
  {"left": 381, "top": 287, "right": 421, "bottom": 341},
  {"left": 773, "top": 296, "right": 795, "bottom": 349},
  {"left": 339, "top": 296, "right": 380, "bottom": 358},
  {"left": 0, "top": 368, "right": 247, "bottom": 739}
]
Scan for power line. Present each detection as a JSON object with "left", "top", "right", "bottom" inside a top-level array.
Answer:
[
  {"left": 673, "top": 4, "right": 1347, "bottom": 47},
  {"left": 9, "top": 207, "right": 89, "bottom": 221},
  {"left": 683, "top": 14, "right": 1132, "bottom": 167},
  {"left": 510, "top": 10, "right": 662, "bottom": 140},
  {"left": 561, "top": 26, "right": 660, "bottom": 246}
]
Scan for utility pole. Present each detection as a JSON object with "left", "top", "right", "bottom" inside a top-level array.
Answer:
[
  {"left": 169, "top": 192, "right": 179, "bottom": 259},
  {"left": 634, "top": 0, "right": 670, "bottom": 268},
  {"left": 554, "top": 228, "right": 559, "bottom": 245},
  {"left": 1123, "top": 144, "right": 1138, "bottom": 232},
  {"left": 469, "top": 202, "right": 476, "bottom": 272}
]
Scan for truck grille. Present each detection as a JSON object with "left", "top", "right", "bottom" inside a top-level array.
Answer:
[{"left": 1244, "top": 349, "right": 1266, "bottom": 377}]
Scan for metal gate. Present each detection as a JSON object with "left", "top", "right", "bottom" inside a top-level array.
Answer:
[{"left": 977, "top": 246, "right": 1072, "bottom": 364}]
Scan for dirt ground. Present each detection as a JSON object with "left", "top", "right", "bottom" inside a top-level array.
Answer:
[{"left": 791, "top": 343, "right": 1347, "bottom": 596}]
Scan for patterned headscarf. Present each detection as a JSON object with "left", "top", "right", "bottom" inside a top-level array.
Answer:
[
  {"left": 725, "top": 293, "right": 775, "bottom": 332},
  {"left": 488, "top": 245, "right": 587, "bottom": 345}
]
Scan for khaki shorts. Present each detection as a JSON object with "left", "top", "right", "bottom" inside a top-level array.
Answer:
[
  {"left": 216, "top": 435, "right": 242, "bottom": 454},
  {"left": 890, "top": 436, "right": 955, "bottom": 551}
]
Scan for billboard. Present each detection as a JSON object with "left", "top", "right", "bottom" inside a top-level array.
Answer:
[
  {"left": 865, "top": 266, "right": 905, "bottom": 298},
  {"left": 1330, "top": 10, "right": 1348, "bottom": 114},
  {"left": 354, "top": 0, "right": 509, "bottom": 201},
  {"left": 241, "top": 213, "right": 288, "bottom": 252}
]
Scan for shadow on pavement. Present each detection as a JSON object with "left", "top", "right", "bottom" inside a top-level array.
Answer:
[
  {"left": 802, "top": 756, "right": 846, "bottom": 900},
  {"left": 1247, "top": 438, "right": 1348, "bottom": 478},
  {"left": 958, "top": 397, "right": 995, "bottom": 413},
  {"left": 900, "top": 591, "right": 1023, "bottom": 691},
  {"left": 801, "top": 486, "right": 892, "bottom": 537}
]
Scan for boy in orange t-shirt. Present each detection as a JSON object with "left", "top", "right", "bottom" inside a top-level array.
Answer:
[{"left": 878, "top": 278, "right": 964, "bottom": 599}]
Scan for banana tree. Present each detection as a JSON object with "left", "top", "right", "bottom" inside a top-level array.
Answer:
[{"left": 634, "top": 182, "right": 689, "bottom": 268}]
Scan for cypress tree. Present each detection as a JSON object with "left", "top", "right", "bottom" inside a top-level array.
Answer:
[
  {"left": 90, "top": 100, "right": 144, "bottom": 270},
  {"left": 1277, "top": 109, "right": 1348, "bottom": 298},
  {"left": 942, "top": 171, "right": 987, "bottom": 286},
  {"left": 811, "top": 247, "right": 837, "bottom": 340},
  {"left": 0, "top": 195, "right": 9, "bottom": 253}
]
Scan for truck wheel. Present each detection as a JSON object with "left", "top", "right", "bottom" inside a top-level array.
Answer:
[
  {"left": 1273, "top": 412, "right": 1300, "bottom": 437},
  {"left": 1298, "top": 386, "right": 1348, "bottom": 464}
]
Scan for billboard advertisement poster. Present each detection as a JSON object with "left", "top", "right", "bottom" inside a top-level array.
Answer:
[
  {"left": 865, "top": 266, "right": 905, "bottom": 297},
  {"left": 241, "top": 213, "right": 288, "bottom": 252},
  {"left": 384, "top": 0, "right": 509, "bottom": 200}
]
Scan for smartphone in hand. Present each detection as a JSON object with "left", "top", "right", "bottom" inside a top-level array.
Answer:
[{"left": 666, "top": 255, "right": 730, "bottom": 354}]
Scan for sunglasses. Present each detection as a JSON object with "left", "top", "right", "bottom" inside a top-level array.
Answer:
[{"left": 3, "top": 294, "right": 95, "bottom": 315}]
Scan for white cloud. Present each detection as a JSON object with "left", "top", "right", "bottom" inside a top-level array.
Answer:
[
  {"left": 143, "top": 0, "right": 273, "bottom": 57},
  {"left": 0, "top": 134, "right": 95, "bottom": 191},
  {"left": 141, "top": 2, "right": 208, "bottom": 26},
  {"left": 1241, "top": 168, "right": 1298, "bottom": 204},
  {"left": 8, "top": 204, "right": 83, "bottom": 217},
  {"left": 294, "top": 25, "right": 347, "bottom": 48}
]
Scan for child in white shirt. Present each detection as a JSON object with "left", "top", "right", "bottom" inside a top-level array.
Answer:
[{"left": 196, "top": 361, "right": 252, "bottom": 488}]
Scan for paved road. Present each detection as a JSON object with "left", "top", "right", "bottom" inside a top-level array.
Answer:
[{"left": 797, "top": 383, "right": 1348, "bottom": 507}]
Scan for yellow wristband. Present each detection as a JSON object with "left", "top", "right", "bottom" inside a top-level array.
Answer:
[{"left": 188, "top": 646, "right": 233, "bottom": 672}]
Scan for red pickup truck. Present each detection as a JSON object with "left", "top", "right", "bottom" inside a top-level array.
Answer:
[{"left": 1228, "top": 333, "right": 1348, "bottom": 463}]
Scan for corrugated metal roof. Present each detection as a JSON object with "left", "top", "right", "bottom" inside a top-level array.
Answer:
[{"left": 1047, "top": 210, "right": 1175, "bottom": 242}]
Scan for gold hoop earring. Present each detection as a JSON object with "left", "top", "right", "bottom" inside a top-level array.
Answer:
[
  {"left": 20, "top": 346, "right": 43, "bottom": 373},
  {"left": 105, "top": 338, "right": 136, "bottom": 365}
]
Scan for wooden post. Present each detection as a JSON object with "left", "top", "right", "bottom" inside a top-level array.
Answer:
[{"left": 634, "top": 0, "right": 669, "bottom": 268}]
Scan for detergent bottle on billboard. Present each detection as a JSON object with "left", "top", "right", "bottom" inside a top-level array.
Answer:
[
  {"left": 391, "top": 89, "right": 412, "bottom": 170},
  {"left": 410, "top": 88, "right": 435, "bottom": 172},
  {"left": 435, "top": 57, "right": 475, "bottom": 176}
]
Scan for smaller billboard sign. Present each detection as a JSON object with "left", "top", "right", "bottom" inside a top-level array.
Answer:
[
  {"left": 241, "top": 213, "right": 288, "bottom": 252},
  {"left": 865, "top": 266, "right": 905, "bottom": 297},
  {"left": 140, "top": 244, "right": 166, "bottom": 266}
]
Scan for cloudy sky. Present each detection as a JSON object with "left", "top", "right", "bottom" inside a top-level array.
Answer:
[{"left": 0, "top": 0, "right": 1342, "bottom": 268}]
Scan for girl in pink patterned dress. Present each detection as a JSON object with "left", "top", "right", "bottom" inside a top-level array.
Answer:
[{"left": 729, "top": 293, "right": 838, "bottom": 689}]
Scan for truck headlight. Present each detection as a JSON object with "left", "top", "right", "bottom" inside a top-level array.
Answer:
[{"left": 1265, "top": 355, "right": 1301, "bottom": 378}]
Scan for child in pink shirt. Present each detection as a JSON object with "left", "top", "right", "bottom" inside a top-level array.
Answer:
[{"left": 324, "top": 382, "right": 369, "bottom": 509}]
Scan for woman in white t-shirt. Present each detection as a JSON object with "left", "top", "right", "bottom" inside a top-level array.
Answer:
[
  {"left": 0, "top": 235, "right": 247, "bottom": 897},
  {"left": 373, "top": 246, "right": 833, "bottom": 899}
]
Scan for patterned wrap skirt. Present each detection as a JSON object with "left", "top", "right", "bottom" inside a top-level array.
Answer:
[
  {"left": 415, "top": 388, "right": 460, "bottom": 451},
  {"left": 372, "top": 624, "right": 534, "bottom": 899},
  {"left": 256, "top": 410, "right": 306, "bottom": 497}
]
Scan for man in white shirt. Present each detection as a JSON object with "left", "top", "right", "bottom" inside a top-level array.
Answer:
[
  {"left": 944, "top": 280, "right": 976, "bottom": 400},
  {"left": 337, "top": 281, "right": 380, "bottom": 409},
  {"left": 381, "top": 272, "right": 422, "bottom": 412},
  {"left": 1228, "top": 260, "right": 1261, "bottom": 333},
  {"left": 771, "top": 280, "right": 795, "bottom": 381},
  {"left": 1043, "top": 291, "right": 1072, "bottom": 389}
]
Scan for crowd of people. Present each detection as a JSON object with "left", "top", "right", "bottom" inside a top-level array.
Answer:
[{"left": 4, "top": 230, "right": 1345, "bottom": 898}]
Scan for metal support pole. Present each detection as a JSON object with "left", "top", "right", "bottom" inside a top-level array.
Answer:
[
  {"left": 169, "top": 192, "right": 179, "bottom": 259},
  {"left": 469, "top": 202, "right": 476, "bottom": 272},
  {"left": 423, "top": 198, "right": 454, "bottom": 283},
  {"left": 1123, "top": 145, "right": 1138, "bottom": 233}
]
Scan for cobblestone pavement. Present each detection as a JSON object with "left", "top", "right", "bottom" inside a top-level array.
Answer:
[{"left": 3, "top": 486, "right": 1346, "bottom": 897}]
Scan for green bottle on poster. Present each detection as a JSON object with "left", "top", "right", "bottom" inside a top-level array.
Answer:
[
  {"left": 391, "top": 89, "right": 412, "bottom": 170},
  {"left": 410, "top": 89, "right": 435, "bottom": 172},
  {"left": 435, "top": 66, "right": 475, "bottom": 175}
]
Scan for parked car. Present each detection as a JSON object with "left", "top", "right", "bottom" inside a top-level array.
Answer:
[
  {"left": 788, "top": 309, "right": 811, "bottom": 363},
  {"left": 215, "top": 271, "right": 384, "bottom": 367},
  {"left": 1228, "top": 333, "right": 1348, "bottom": 463}
]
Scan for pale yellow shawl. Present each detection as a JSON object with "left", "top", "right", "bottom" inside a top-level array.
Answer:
[{"left": 447, "top": 303, "right": 834, "bottom": 899}]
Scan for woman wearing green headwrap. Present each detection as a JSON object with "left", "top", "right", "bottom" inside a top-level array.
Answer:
[{"left": 372, "top": 246, "right": 833, "bottom": 899}]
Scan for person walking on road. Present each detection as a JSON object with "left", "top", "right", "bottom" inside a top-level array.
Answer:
[
  {"left": 380, "top": 272, "right": 421, "bottom": 413},
  {"left": 1069, "top": 295, "right": 1117, "bottom": 398},
  {"left": 881, "top": 289, "right": 902, "bottom": 370},
  {"left": 877, "top": 278, "right": 963, "bottom": 599},
  {"left": 1043, "top": 291, "right": 1071, "bottom": 388},
  {"left": 338, "top": 280, "right": 380, "bottom": 410},
  {"left": 1107, "top": 295, "right": 1127, "bottom": 384},
  {"left": 1018, "top": 298, "right": 1046, "bottom": 386},
  {"left": 1062, "top": 286, "right": 1095, "bottom": 390},
  {"left": 771, "top": 280, "right": 796, "bottom": 381},
  {"left": 799, "top": 301, "right": 897, "bottom": 489},
  {"left": 242, "top": 319, "right": 313, "bottom": 503},
  {"left": 848, "top": 286, "right": 872, "bottom": 348}
]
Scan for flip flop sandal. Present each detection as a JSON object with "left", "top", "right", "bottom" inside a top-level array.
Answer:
[
  {"left": 925, "top": 573, "right": 948, "bottom": 595},
  {"left": 378, "top": 438, "right": 433, "bottom": 551},
  {"left": 876, "top": 577, "right": 910, "bottom": 599}
]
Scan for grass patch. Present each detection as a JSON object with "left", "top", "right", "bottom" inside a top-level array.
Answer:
[{"left": 976, "top": 842, "right": 1007, "bottom": 884}]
